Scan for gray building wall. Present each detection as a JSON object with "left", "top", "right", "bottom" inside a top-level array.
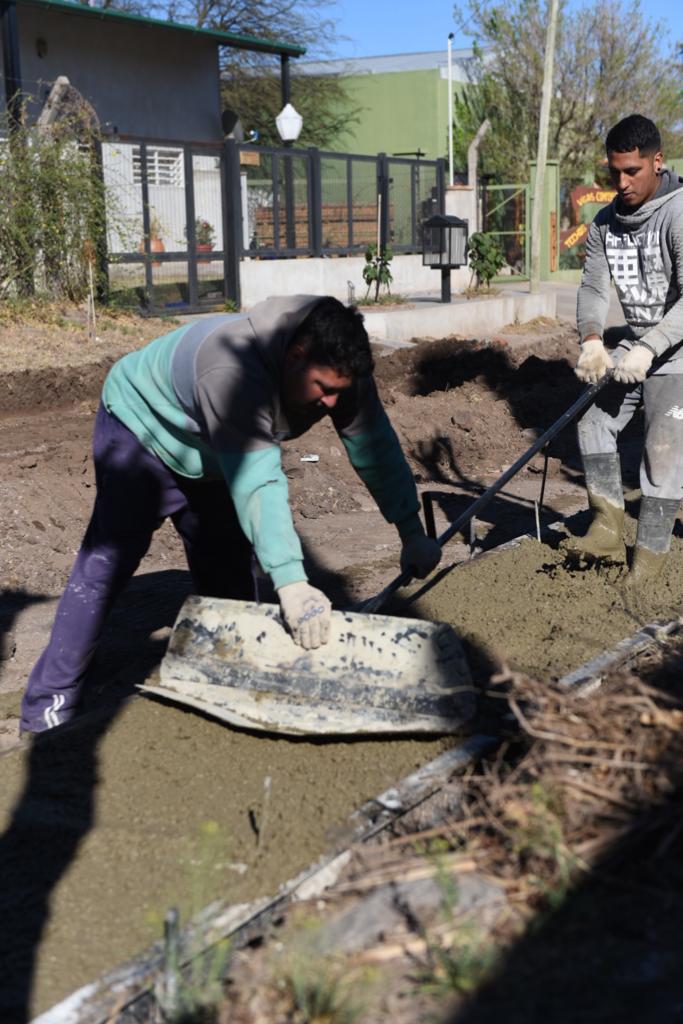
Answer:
[{"left": 4, "top": 6, "right": 223, "bottom": 142}]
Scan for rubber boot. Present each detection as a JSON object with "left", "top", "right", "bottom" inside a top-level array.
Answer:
[
  {"left": 626, "top": 496, "right": 680, "bottom": 587},
  {"left": 565, "top": 453, "right": 626, "bottom": 565}
]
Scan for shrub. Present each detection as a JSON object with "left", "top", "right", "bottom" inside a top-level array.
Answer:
[
  {"left": 467, "top": 232, "right": 506, "bottom": 290},
  {"left": 362, "top": 243, "right": 393, "bottom": 301},
  {"left": 0, "top": 110, "right": 108, "bottom": 302}
]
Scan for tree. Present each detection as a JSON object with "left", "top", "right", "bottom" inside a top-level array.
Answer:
[
  {"left": 219, "top": 61, "right": 360, "bottom": 148},
  {"left": 452, "top": 0, "right": 683, "bottom": 181}
]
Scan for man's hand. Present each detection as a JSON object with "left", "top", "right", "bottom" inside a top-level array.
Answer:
[
  {"left": 613, "top": 344, "right": 654, "bottom": 384},
  {"left": 400, "top": 533, "right": 442, "bottom": 579},
  {"left": 277, "top": 581, "right": 331, "bottom": 649},
  {"left": 575, "top": 337, "right": 613, "bottom": 383}
]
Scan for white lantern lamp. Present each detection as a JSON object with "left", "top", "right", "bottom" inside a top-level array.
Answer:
[{"left": 275, "top": 103, "right": 303, "bottom": 145}]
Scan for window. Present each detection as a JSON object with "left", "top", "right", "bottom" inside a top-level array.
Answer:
[{"left": 132, "top": 146, "right": 184, "bottom": 187}]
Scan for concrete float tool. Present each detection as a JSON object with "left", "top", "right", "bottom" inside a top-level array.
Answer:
[
  {"left": 139, "top": 596, "right": 474, "bottom": 736},
  {"left": 139, "top": 375, "right": 610, "bottom": 735}
]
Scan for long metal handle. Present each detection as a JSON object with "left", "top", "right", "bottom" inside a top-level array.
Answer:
[{"left": 358, "top": 373, "right": 612, "bottom": 614}]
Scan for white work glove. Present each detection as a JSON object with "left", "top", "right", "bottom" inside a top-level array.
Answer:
[
  {"left": 613, "top": 344, "right": 654, "bottom": 384},
  {"left": 277, "top": 581, "right": 331, "bottom": 649},
  {"left": 575, "top": 337, "right": 613, "bottom": 383},
  {"left": 400, "top": 532, "right": 442, "bottom": 579}
]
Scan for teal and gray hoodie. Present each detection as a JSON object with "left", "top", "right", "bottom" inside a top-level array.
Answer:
[
  {"left": 102, "top": 295, "right": 422, "bottom": 589},
  {"left": 577, "top": 168, "right": 683, "bottom": 373}
]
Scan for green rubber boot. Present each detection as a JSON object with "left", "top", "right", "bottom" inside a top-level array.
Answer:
[
  {"left": 565, "top": 454, "right": 626, "bottom": 566},
  {"left": 625, "top": 496, "right": 680, "bottom": 588}
]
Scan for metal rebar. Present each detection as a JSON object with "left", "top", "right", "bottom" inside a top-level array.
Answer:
[{"left": 534, "top": 500, "right": 541, "bottom": 542}]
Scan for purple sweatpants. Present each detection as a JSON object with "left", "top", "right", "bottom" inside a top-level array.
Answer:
[{"left": 21, "top": 404, "right": 254, "bottom": 733}]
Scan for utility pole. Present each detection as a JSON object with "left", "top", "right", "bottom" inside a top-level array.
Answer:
[
  {"left": 447, "top": 32, "right": 454, "bottom": 187},
  {"left": 529, "top": 0, "right": 559, "bottom": 294}
]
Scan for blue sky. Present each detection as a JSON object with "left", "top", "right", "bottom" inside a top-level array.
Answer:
[{"left": 328, "top": 0, "right": 682, "bottom": 58}]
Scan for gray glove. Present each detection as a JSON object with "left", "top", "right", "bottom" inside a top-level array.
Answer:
[
  {"left": 575, "top": 337, "right": 613, "bottom": 383},
  {"left": 400, "top": 532, "right": 442, "bottom": 579},
  {"left": 277, "top": 581, "right": 331, "bottom": 649}
]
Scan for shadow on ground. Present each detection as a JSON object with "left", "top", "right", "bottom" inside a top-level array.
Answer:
[{"left": 0, "top": 569, "right": 190, "bottom": 1021}]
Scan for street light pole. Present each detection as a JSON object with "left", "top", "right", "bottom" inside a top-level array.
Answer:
[
  {"left": 279, "top": 53, "right": 296, "bottom": 251},
  {"left": 530, "top": 0, "right": 559, "bottom": 294},
  {"left": 447, "top": 32, "right": 454, "bottom": 187}
]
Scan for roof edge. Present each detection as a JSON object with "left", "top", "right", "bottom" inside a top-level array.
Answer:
[{"left": 16, "top": 0, "right": 306, "bottom": 56}]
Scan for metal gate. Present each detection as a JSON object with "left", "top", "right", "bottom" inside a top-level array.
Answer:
[
  {"left": 482, "top": 182, "right": 530, "bottom": 279},
  {"left": 102, "top": 138, "right": 232, "bottom": 312},
  {"left": 101, "top": 137, "right": 445, "bottom": 313}
]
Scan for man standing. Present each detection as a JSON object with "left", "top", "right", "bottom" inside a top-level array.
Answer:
[
  {"left": 568, "top": 114, "right": 683, "bottom": 583},
  {"left": 21, "top": 296, "right": 441, "bottom": 733}
]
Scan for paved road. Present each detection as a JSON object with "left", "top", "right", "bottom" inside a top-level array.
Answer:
[{"left": 502, "top": 279, "right": 624, "bottom": 328}]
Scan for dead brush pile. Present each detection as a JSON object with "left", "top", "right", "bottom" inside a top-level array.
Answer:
[{"left": 413, "top": 628, "right": 683, "bottom": 930}]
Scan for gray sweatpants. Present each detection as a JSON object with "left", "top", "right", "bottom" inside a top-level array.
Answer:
[{"left": 577, "top": 374, "right": 683, "bottom": 501}]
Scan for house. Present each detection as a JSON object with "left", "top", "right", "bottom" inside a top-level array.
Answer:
[
  {"left": 0, "top": 0, "right": 304, "bottom": 142},
  {"left": 294, "top": 48, "right": 480, "bottom": 163}
]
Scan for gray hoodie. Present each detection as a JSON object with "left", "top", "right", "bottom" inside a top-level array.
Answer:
[{"left": 577, "top": 169, "right": 683, "bottom": 373}]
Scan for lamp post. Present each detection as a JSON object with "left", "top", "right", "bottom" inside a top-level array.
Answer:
[
  {"left": 276, "top": 54, "right": 303, "bottom": 251},
  {"left": 422, "top": 213, "right": 468, "bottom": 302}
]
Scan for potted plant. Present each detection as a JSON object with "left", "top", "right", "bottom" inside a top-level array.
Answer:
[
  {"left": 194, "top": 218, "right": 215, "bottom": 252},
  {"left": 139, "top": 212, "right": 165, "bottom": 266}
]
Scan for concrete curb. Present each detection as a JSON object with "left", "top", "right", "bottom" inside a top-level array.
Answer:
[{"left": 362, "top": 290, "right": 556, "bottom": 343}]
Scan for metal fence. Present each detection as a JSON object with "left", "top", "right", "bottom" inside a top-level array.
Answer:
[
  {"left": 481, "top": 182, "right": 530, "bottom": 279},
  {"left": 102, "top": 136, "right": 445, "bottom": 312},
  {"left": 236, "top": 144, "right": 444, "bottom": 260}
]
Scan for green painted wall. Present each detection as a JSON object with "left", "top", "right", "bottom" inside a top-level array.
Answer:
[{"left": 332, "top": 69, "right": 454, "bottom": 161}]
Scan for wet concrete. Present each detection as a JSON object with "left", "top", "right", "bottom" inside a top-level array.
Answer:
[
  {"left": 0, "top": 696, "right": 450, "bottom": 1018},
  {"left": 413, "top": 511, "right": 683, "bottom": 681}
]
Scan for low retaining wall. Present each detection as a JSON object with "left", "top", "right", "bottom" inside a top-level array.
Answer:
[
  {"left": 362, "top": 289, "right": 557, "bottom": 343},
  {"left": 240, "top": 254, "right": 471, "bottom": 307}
]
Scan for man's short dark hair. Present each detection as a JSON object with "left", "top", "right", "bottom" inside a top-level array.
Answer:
[
  {"left": 294, "top": 297, "right": 374, "bottom": 378},
  {"left": 605, "top": 115, "right": 661, "bottom": 156}
]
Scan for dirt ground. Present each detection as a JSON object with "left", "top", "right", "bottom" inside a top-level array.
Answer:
[{"left": 0, "top": 305, "right": 680, "bottom": 1020}]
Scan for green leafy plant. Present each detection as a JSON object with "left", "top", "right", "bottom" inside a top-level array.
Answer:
[
  {"left": 194, "top": 218, "right": 215, "bottom": 247},
  {"left": 416, "top": 923, "right": 498, "bottom": 998},
  {"left": 182, "top": 218, "right": 215, "bottom": 248},
  {"left": 362, "top": 243, "right": 393, "bottom": 301},
  {"left": 507, "top": 782, "right": 577, "bottom": 911},
  {"left": 149, "top": 212, "right": 165, "bottom": 241},
  {"left": 153, "top": 821, "right": 234, "bottom": 1024},
  {"left": 286, "top": 954, "right": 364, "bottom": 1024},
  {"left": 467, "top": 232, "right": 506, "bottom": 290},
  {"left": 0, "top": 108, "right": 110, "bottom": 302}
]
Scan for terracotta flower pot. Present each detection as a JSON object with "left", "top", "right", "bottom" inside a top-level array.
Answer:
[{"left": 138, "top": 236, "right": 165, "bottom": 268}]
